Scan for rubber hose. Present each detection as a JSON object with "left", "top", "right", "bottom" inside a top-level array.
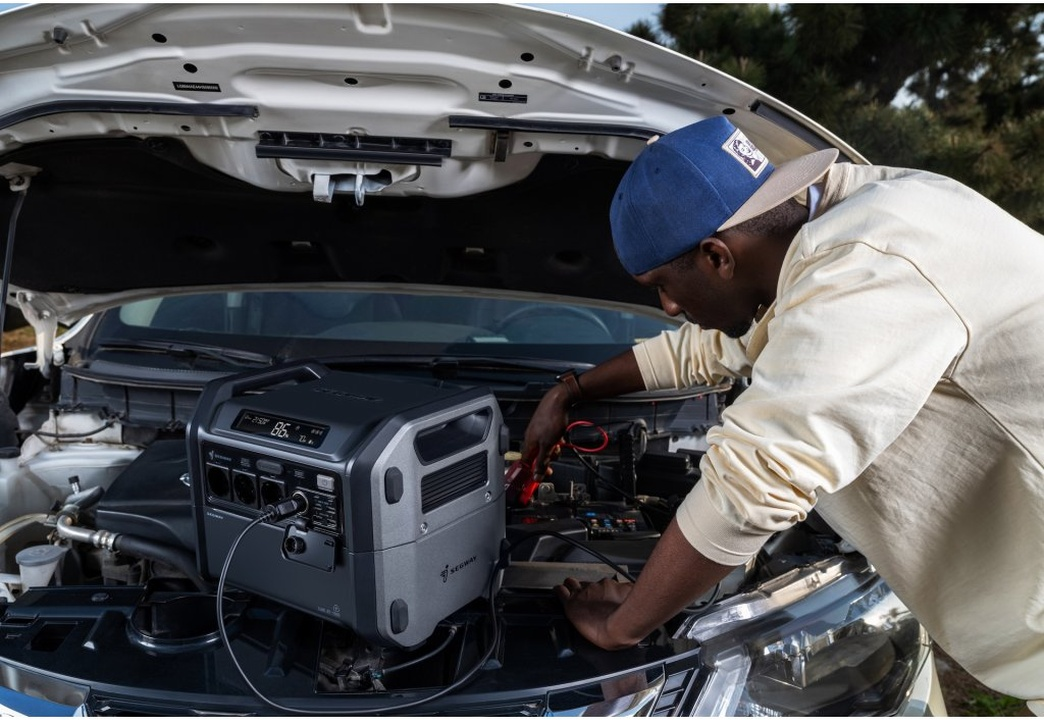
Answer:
[
  {"left": 0, "top": 513, "right": 49, "bottom": 547},
  {"left": 112, "top": 534, "right": 210, "bottom": 592}
]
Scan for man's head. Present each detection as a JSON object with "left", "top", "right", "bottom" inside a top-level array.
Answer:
[{"left": 610, "top": 116, "right": 837, "bottom": 336}]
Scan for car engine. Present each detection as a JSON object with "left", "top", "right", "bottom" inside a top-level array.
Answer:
[{"left": 0, "top": 356, "right": 856, "bottom": 708}]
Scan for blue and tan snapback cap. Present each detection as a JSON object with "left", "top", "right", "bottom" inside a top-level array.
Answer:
[{"left": 610, "top": 116, "right": 838, "bottom": 275}]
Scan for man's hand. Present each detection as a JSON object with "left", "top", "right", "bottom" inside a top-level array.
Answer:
[
  {"left": 521, "top": 383, "right": 573, "bottom": 474},
  {"left": 554, "top": 577, "right": 639, "bottom": 650},
  {"left": 520, "top": 350, "right": 645, "bottom": 474},
  {"left": 553, "top": 520, "right": 737, "bottom": 652}
]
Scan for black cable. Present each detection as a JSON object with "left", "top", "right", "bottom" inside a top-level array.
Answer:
[
  {"left": 509, "top": 529, "right": 720, "bottom": 614},
  {"left": 508, "top": 529, "right": 638, "bottom": 583},
  {"left": 0, "top": 188, "right": 26, "bottom": 350},
  {"left": 215, "top": 505, "right": 502, "bottom": 715},
  {"left": 568, "top": 447, "right": 639, "bottom": 503},
  {"left": 379, "top": 625, "right": 459, "bottom": 675},
  {"left": 549, "top": 445, "right": 723, "bottom": 614},
  {"left": 680, "top": 582, "right": 723, "bottom": 615},
  {"left": 33, "top": 418, "right": 117, "bottom": 440}
]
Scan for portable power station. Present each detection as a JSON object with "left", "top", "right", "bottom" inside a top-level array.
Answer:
[{"left": 188, "top": 361, "right": 507, "bottom": 648}]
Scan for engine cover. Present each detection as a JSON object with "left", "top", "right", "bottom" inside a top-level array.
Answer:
[{"left": 188, "top": 361, "right": 506, "bottom": 648}]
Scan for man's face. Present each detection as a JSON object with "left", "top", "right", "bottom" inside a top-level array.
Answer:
[{"left": 634, "top": 245, "right": 755, "bottom": 339}]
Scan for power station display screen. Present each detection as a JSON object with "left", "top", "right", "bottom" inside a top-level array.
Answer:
[{"left": 232, "top": 410, "right": 330, "bottom": 447}]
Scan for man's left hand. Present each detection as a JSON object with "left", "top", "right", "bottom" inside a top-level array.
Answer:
[{"left": 554, "top": 576, "right": 637, "bottom": 650}]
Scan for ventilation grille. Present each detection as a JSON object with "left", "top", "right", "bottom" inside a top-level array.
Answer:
[
  {"left": 421, "top": 452, "right": 487, "bottom": 513},
  {"left": 256, "top": 131, "right": 452, "bottom": 166}
]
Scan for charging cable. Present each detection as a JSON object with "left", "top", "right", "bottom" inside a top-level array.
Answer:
[{"left": 215, "top": 497, "right": 501, "bottom": 715}]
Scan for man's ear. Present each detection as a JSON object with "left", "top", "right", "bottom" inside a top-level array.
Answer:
[{"left": 697, "top": 236, "right": 736, "bottom": 280}]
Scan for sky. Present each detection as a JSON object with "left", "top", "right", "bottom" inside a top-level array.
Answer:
[
  {"left": 526, "top": 3, "right": 659, "bottom": 31},
  {"left": 0, "top": 3, "right": 661, "bottom": 31}
]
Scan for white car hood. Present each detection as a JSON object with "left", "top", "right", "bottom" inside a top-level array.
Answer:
[{"left": 0, "top": 2, "right": 863, "bottom": 322}]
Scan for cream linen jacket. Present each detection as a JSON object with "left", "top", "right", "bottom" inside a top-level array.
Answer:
[{"left": 633, "top": 163, "right": 1044, "bottom": 700}]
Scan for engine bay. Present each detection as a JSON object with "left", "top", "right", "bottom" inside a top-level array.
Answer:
[{"left": 0, "top": 357, "right": 849, "bottom": 712}]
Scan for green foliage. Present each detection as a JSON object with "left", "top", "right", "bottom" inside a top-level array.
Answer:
[
  {"left": 630, "top": 4, "right": 1044, "bottom": 229},
  {"left": 965, "top": 688, "right": 1029, "bottom": 716}
]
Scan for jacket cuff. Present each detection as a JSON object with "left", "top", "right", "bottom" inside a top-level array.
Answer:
[{"left": 675, "top": 481, "right": 773, "bottom": 566}]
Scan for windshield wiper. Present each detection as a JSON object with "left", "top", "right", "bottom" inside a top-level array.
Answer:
[
  {"left": 97, "top": 339, "right": 275, "bottom": 368},
  {"left": 324, "top": 354, "right": 593, "bottom": 379}
]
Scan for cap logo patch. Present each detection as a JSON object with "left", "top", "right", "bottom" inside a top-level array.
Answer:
[{"left": 722, "top": 129, "right": 768, "bottom": 178}]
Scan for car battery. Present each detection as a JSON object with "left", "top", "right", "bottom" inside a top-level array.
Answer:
[{"left": 188, "top": 361, "right": 507, "bottom": 648}]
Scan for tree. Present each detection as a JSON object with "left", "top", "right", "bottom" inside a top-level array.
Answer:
[{"left": 629, "top": 4, "right": 1044, "bottom": 229}]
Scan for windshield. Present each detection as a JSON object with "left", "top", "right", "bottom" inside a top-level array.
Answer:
[{"left": 91, "top": 290, "right": 677, "bottom": 361}]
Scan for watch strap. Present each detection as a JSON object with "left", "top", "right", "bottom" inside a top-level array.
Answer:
[{"left": 556, "top": 369, "right": 583, "bottom": 405}]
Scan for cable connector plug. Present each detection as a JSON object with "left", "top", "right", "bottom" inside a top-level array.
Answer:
[{"left": 262, "top": 492, "right": 309, "bottom": 522}]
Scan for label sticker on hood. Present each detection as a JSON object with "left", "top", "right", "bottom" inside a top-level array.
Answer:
[
  {"left": 173, "top": 81, "right": 221, "bottom": 93},
  {"left": 479, "top": 92, "right": 528, "bottom": 104}
]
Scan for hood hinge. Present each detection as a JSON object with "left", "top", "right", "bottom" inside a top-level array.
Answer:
[{"left": 14, "top": 291, "right": 64, "bottom": 378}]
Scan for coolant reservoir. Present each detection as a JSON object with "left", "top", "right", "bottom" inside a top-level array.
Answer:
[
  {"left": 16, "top": 544, "right": 66, "bottom": 589},
  {"left": 19, "top": 445, "right": 141, "bottom": 499}
]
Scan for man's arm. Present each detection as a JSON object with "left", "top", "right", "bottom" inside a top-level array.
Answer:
[
  {"left": 521, "top": 349, "right": 645, "bottom": 467},
  {"left": 524, "top": 321, "right": 752, "bottom": 467},
  {"left": 522, "top": 327, "right": 745, "bottom": 647},
  {"left": 554, "top": 519, "right": 733, "bottom": 649}
]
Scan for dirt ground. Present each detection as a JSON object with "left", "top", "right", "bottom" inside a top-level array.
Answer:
[
  {"left": 934, "top": 644, "right": 1033, "bottom": 717},
  {"left": 1, "top": 326, "right": 34, "bottom": 351}
]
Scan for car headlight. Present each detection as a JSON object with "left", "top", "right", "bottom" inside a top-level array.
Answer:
[
  {"left": 0, "top": 661, "right": 88, "bottom": 716},
  {"left": 681, "top": 557, "right": 930, "bottom": 716}
]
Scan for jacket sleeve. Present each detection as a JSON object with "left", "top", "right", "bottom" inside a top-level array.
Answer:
[
  {"left": 673, "top": 241, "right": 968, "bottom": 565},
  {"left": 633, "top": 322, "right": 755, "bottom": 389}
]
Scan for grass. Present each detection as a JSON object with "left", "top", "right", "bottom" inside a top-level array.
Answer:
[
  {"left": 933, "top": 644, "right": 1031, "bottom": 717},
  {"left": 1, "top": 326, "right": 35, "bottom": 351},
  {"left": 966, "top": 691, "right": 1030, "bottom": 717}
]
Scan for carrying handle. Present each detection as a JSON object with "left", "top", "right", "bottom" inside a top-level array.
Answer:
[{"left": 200, "top": 359, "right": 329, "bottom": 411}]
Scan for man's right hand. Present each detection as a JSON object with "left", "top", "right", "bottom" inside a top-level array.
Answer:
[
  {"left": 521, "top": 382, "right": 574, "bottom": 474},
  {"left": 520, "top": 351, "right": 646, "bottom": 473}
]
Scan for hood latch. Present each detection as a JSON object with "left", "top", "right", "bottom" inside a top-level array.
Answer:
[{"left": 313, "top": 171, "right": 394, "bottom": 206}]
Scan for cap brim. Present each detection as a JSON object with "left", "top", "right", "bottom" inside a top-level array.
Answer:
[{"left": 718, "top": 148, "right": 839, "bottom": 231}]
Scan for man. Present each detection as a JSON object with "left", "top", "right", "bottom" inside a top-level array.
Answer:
[{"left": 523, "top": 116, "right": 1044, "bottom": 708}]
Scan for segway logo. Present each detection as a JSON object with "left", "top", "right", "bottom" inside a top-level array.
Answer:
[
  {"left": 312, "top": 387, "right": 380, "bottom": 402},
  {"left": 441, "top": 555, "right": 478, "bottom": 583}
]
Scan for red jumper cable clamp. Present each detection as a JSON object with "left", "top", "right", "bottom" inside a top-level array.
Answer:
[{"left": 504, "top": 421, "right": 609, "bottom": 506}]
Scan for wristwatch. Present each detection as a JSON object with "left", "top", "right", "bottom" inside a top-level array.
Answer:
[{"left": 556, "top": 369, "right": 583, "bottom": 405}]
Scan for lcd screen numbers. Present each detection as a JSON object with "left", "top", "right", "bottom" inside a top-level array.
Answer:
[{"left": 232, "top": 410, "right": 330, "bottom": 447}]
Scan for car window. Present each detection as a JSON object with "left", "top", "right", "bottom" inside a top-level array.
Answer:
[{"left": 106, "top": 290, "right": 676, "bottom": 347}]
